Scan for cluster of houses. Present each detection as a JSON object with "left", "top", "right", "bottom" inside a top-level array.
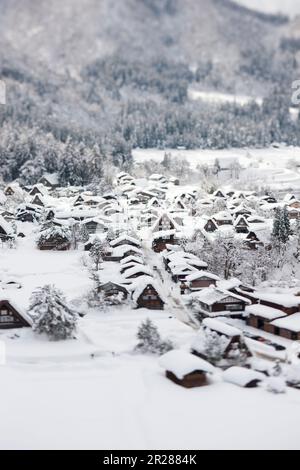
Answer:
[{"left": 0, "top": 170, "right": 300, "bottom": 350}]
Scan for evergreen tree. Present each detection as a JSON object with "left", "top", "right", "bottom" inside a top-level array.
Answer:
[
  {"left": 135, "top": 319, "right": 173, "bottom": 355},
  {"left": 272, "top": 206, "right": 290, "bottom": 245},
  {"left": 202, "top": 329, "right": 228, "bottom": 365},
  {"left": 28, "top": 285, "right": 78, "bottom": 341}
]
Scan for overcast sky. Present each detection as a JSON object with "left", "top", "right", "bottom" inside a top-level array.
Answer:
[{"left": 237, "top": 0, "right": 300, "bottom": 17}]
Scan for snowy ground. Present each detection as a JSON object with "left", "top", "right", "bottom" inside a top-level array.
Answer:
[
  {"left": 2, "top": 350, "right": 300, "bottom": 450},
  {"left": 2, "top": 169, "right": 300, "bottom": 449}
]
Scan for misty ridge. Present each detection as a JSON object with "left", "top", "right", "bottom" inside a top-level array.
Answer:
[{"left": 0, "top": 0, "right": 300, "bottom": 186}]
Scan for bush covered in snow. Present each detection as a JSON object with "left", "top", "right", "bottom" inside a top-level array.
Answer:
[
  {"left": 266, "top": 360, "right": 287, "bottom": 394},
  {"left": 28, "top": 285, "right": 78, "bottom": 341},
  {"left": 135, "top": 319, "right": 174, "bottom": 355}
]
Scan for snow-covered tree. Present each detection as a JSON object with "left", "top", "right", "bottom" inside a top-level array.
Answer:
[
  {"left": 226, "top": 343, "right": 249, "bottom": 367},
  {"left": 206, "top": 232, "right": 244, "bottom": 280},
  {"left": 89, "top": 238, "right": 109, "bottom": 271},
  {"left": 135, "top": 319, "right": 174, "bottom": 355},
  {"left": 28, "top": 285, "right": 78, "bottom": 341},
  {"left": 37, "top": 223, "right": 72, "bottom": 251},
  {"left": 266, "top": 360, "right": 286, "bottom": 394},
  {"left": 200, "top": 328, "right": 228, "bottom": 365},
  {"left": 241, "top": 246, "right": 273, "bottom": 286},
  {"left": 272, "top": 206, "right": 291, "bottom": 245}
]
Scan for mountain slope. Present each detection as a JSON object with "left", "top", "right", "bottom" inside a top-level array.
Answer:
[{"left": 0, "top": 0, "right": 284, "bottom": 74}]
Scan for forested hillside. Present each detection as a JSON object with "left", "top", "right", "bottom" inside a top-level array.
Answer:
[{"left": 0, "top": 0, "right": 298, "bottom": 185}]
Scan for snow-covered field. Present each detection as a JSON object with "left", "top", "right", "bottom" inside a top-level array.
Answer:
[
  {"left": 1, "top": 232, "right": 300, "bottom": 450},
  {"left": 133, "top": 146, "right": 300, "bottom": 193},
  {"left": 2, "top": 354, "right": 300, "bottom": 450}
]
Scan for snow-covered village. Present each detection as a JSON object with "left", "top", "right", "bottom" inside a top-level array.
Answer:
[
  {"left": 1, "top": 145, "right": 300, "bottom": 449},
  {"left": 3, "top": 0, "right": 300, "bottom": 453}
]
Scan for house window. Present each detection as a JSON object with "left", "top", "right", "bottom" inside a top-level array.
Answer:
[
  {"left": 0, "top": 308, "right": 9, "bottom": 316},
  {"left": 0, "top": 315, "right": 13, "bottom": 323},
  {"left": 225, "top": 304, "right": 241, "bottom": 311},
  {"left": 142, "top": 295, "right": 157, "bottom": 300}
]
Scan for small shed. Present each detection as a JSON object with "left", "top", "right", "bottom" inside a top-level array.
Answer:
[
  {"left": 160, "top": 350, "right": 215, "bottom": 388},
  {"left": 98, "top": 282, "right": 128, "bottom": 300},
  {"left": 223, "top": 367, "right": 265, "bottom": 388}
]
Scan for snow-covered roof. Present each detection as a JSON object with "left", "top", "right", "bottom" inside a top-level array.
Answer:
[
  {"left": 169, "top": 263, "right": 197, "bottom": 275},
  {"left": 216, "top": 278, "right": 242, "bottom": 291},
  {"left": 122, "top": 265, "right": 153, "bottom": 279},
  {"left": 152, "top": 229, "right": 177, "bottom": 240},
  {"left": 203, "top": 318, "right": 242, "bottom": 338},
  {"left": 120, "top": 255, "right": 144, "bottom": 266},
  {"left": 271, "top": 313, "right": 300, "bottom": 332},
  {"left": 149, "top": 174, "right": 167, "bottom": 181},
  {"left": 110, "top": 235, "right": 141, "bottom": 248},
  {"left": 223, "top": 367, "right": 265, "bottom": 387},
  {"left": 254, "top": 292, "right": 300, "bottom": 308},
  {"left": 38, "top": 173, "right": 59, "bottom": 187},
  {"left": 191, "top": 287, "right": 251, "bottom": 306},
  {"left": 186, "top": 271, "right": 220, "bottom": 282},
  {"left": 213, "top": 211, "right": 233, "bottom": 222},
  {"left": 246, "top": 304, "right": 287, "bottom": 321},
  {"left": 0, "top": 215, "right": 13, "bottom": 235},
  {"left": 159, "top": 350, "right": 215, "bottom": 378},
  {"left": 0, "top": 298, "right": 33, "bottom": 326},
  {"left": 111, "top": 245, "right": 143, "bottom": 257},
  {"left": 130, "top": 278, "right": 164, "bottom": 304}
]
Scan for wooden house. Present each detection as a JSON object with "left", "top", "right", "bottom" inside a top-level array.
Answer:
[
  {"left": 190, "top": 287, "right": 250, "bottom": 318},
  {"left": 242, "top": 292, "right": 300, "bottom": 315},
  {"left": 120, "top": 255, "right": 144, "bottom": 266},
  {"left": 29, "top": 184, "right": 47, "bottom": 197},
  {"left": 185, "top": 271, "right": 220, "bottom": 292},
  {"left": 288, "top": 207, "right": 300, "bottom": 220},
  {"left": 31, "top": 194, "right": 45, "bottom": 207},
  {"left": 104, "top": 245, "right": 143, "bottom": 262},
  {"left": 152, "top": 213, "right": 177, "bottom": 232},
  {"left": 234, "top": 215, "right": 249, "bottom": 234},
  {"left": 213, "top": 212, "right": 233, "bottom": 227},
  {"left": 4, "top": 183, "right": 22, "bottom": 197},
  {"left": 170, "top": 264, "right": 197, "bottom": 283},
  {"left": 37, "top": 226, "right": 71, "bottom": 251},
  {"left": 82, "top": 219, "right": 107, "bottom": 235},
  {"left": 246, "top": 304, "right": 287, "bottom": 333},
  {"left": 39, "top": 173, "right": 59, "bottom": 189},
  {"left": 98, "top": 282, "right": 128, "bottom": 300},
  {"left": 123, "top": 265, "right": 153, "bottom": 280},
  {"left": 0, "top": 300, "right": 31, "bottom": 329},
  {"left": 213, "top": 190, "right": 226, "bottom": 198},
  {"left": 0, "top": 216, "right": 14, "bottom": 242},
  {"left": 132, "top": 281, "right": 165, "bottom": 310},
  {"left": 204, "top": 218, "right": 218, "bottom": 233},
  {"left": 110, "top": 235, "right": 141, "bottom": 249},
  {"left": 46, "top": 209, "right": 55, "bottom": 221},
  {"left": 260, "top": 195, "right": 277, "bottom": 204},
  {"left": 1, "top": 210, "right": 15, "bottom": 222},
  {"left": 244, "top": 231, "right": 264, "bottom": 250},
  {"left": 160, "top": 350, "right": 215, "bottom": 388},
  {"left": 152, "top": 230, "right": 178, "bottom": 253}
]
